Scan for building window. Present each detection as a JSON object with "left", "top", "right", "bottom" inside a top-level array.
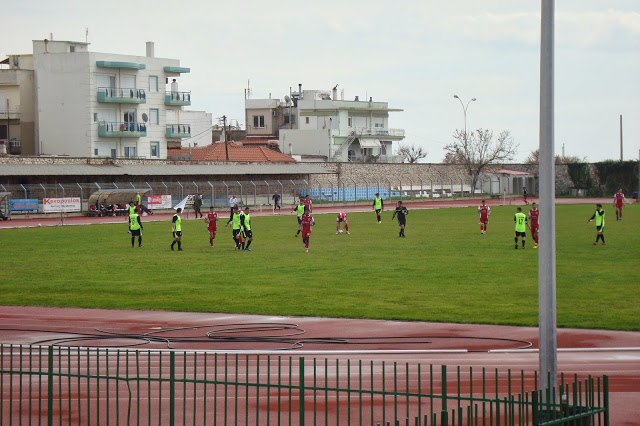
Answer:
[
  {"left": 94, "top": 148, "right": 99, "bottom": 156},
  {"left": 284, "top": 115, "right": 297, "bottom": 125},
  {"left": 124, "top": 146, "right": 137, "bottom": 158},
  {"left": 348, "top": 118, "right": 352, "bottom": 127},
  {"left": 253, "top": 115, "right": 265, "bottom": 128},
  {"left": 149, "top": 76, "right": 158, "bottom": 92},
  {"left": 150, "top": 109, "right": 159, "bottom": 125},
  {"left": 70, "top": 45, "right": 76, "bottom": 53},
  {"left": 93, "top": 113, "right": 98, "bottom": 122},
  {"left": 150, "top": 142, "right": 160, "bottom": 158},
  {"left": 305, "top": 117, "right": 310, "bottom": 124},
  {"left": 110, "top": 149, "right": 117, "bottom": 158}
]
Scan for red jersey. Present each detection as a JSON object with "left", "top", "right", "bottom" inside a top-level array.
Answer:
[
  {"left": 528, "top": 208, "right": 539, "bottom": 226},
  {"left": 206, "top": 212, "right": 218, "bottom": 229},
  {"left": 301, "top": 214, "right": 314, "bottom": 233},
  {"left": 614, "top": 193, "right": 624, "bottom": 206},
  {"left": 477, "top": 205, "right": 490, "bottom": 222},
  {"left": 303, "top": 199, "right": 312, "bottom": 212},
  {"left": 337, "top": 212, "right": 347, "bottom": 221}
]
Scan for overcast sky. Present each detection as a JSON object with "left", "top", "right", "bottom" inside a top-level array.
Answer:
[{"left": 4, "top": 1, "right": 639, "bottom": 162}]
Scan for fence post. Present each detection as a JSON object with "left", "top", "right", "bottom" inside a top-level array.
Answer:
[
  {"left": 299, "top": 357, "right": 305, "bottom": 425},
  {"left": 169, "top": 351, "right": 175, "bottom": 426},
  {"left": 441, "top": 364, "right": 448, "bottom": 424},
  {"left": 603, "top": 375, "right": 609, "bottom": 426},
  {"left": 48, "top": 346, "right": 54, "bottom": 426}
]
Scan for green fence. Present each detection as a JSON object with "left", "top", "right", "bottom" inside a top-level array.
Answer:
[{"left": 0, "top": 345, "right": 608, "bottom": 425}]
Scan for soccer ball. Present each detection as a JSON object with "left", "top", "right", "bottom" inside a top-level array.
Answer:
[
  {"left": 338, "top": 230, "right": 343, "bottom": 234},
  {"left": 37, "top": 224, "right": 42, "bottom": 227}
]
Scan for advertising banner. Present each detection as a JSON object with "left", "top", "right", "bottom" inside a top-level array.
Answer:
[
  {"left": 42, "top": 197, "right": 81, "bottom": 213},
  {"left": 147, "top": 195, "right": 172, "bottom": 209},
  {"left": 10, "top": 199, "right": 39, "bottom": 212}
]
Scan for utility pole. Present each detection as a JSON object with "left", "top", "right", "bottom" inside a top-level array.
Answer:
[
  {"left": 222, "top": 115, "right": 229, "bottom": 161},
  {"left": 539, "top": 0, "right": 558, "bottom": 401},
  {"left": 619, "top": 114, "right": 623, "bottom": 162}
]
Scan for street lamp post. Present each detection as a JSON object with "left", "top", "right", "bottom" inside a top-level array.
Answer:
[{"left": 453, "top": 95, "right": 476, "bottom": 140}]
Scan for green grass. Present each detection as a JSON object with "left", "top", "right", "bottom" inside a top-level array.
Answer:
[{"left": 0, "top": 204, "right": 638, "bottom": 330}]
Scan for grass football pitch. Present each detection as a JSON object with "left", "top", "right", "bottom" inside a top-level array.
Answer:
[{"left": 0, "top": 204, "right": 638, "bottom": 331}]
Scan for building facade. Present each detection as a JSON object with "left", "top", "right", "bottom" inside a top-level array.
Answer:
[
  {"left": 0, "top": 54, "right": 36, "bottom": 155},
  {"left": 245, "top": 84, "right": 405, "bottom": 162},
  {"left": 0, "top": 40, "right": 195, "bottom": 159}
]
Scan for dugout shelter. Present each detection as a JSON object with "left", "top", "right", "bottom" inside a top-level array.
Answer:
[
  {"left": 0, "top": 192, "right": 10, "bottom": 220},
  {"left": 88, "top": 189, "right": 151, "bottom": 215}
]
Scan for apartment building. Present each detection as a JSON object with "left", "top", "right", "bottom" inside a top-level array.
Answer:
[
  {"left": 1, "top": 39, "right": 198, "bottom": 159},
  {"left": 245, "top": 84, "right": 405, "bottom": 162}
]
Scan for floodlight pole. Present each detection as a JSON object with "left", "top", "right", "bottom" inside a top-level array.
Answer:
[{"left": 539, "top": 0, "right": 557, "bottom": 400}]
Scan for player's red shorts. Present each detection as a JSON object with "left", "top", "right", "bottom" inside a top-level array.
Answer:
[
  {"left": 208, "top": 226, "right": 217, "bottom": 234},
  {"left": 615, "top": 202, "right": 623, "bottom": 209},
  {"left": 302, "top": 231, "right": 312, "bottom": 239},
  {"left": 530, "top": 224, "right": 539, "bottom": 233},
  {"left": 480, "top": 218, "right": 489, "bottom": 224}
]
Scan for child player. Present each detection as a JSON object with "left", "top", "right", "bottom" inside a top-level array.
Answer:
[
  {"left": 477, "top": 200, "right": 490, "bottom": 234},
  {"left": 528, "top": 202, "right": 540, "bottom": 248},
  {"left": 613, "top": 188, "right": 626, "bottom": 221},
  {"left": 336, "top": 212, "right": 350, "bottom": 234},
  {"left": 205, "top": 206, "right": 218, "bottom": 248},
  {"left": 301, "top": 207, "right": 315, "bottom": 252}
]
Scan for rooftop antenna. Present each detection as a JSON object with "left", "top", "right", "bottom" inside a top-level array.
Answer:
[
  {"left": 50, "top": 33, "right": 53, "bottom": 41},
  {"left": 85, "top": 27, "right": 89, "bottom": 43},
  {"left": 246, "top": 79, "right": 252, "bottom": 99}
]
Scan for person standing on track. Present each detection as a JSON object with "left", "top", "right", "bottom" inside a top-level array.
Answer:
[
  {"left": 373, "top": 193, "right": 384, "bottom": 224},
  {"left": 523, "top": 186, "right": 529, "bottom": 205},
  {"left": 193, "top": 193, "right": 203, "bottom": 219},
  {"left": 477, "top": 200, "right": 491, "bottom": 234},
  {"left": 613, "top": 189, "right": 626, "bottom": 221},
  {"left": 587, "top": 203, "right": 606, "bottom": 245},
  {"left": 205, "top": 206, "right": 218, "bottom": 248},
  {"left": 528, "top": 202, "right": 540, "bottom": 248},
  {"left": 336, "top": 212, "right": 350, "bottom": 234},
  {"left": 514, "top": 207, "right": 528, "bottom": 249},
  {"left": 293, "top": 198, "right": 305, "bottom": 237},
  {"left": 392, "top": 201, "right": 409, "bottom": 237},
  {"left": 300, "top": 207, "right": 315, "bottom": 252},
  {"left": 129, "top": 207, "right": 144, "bottom": 248},
  {"left": 171, "top": 208, "right": 183, "bottom": 251}
]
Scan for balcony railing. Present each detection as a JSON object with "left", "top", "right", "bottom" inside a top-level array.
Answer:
[
  {"left": 97, "top": 87, "right": 146, "bottom": 104},
  {"left": 333, "top": 128, "right": 405, "bottom": 138},
  {"left": 165, "top": 124, "right": 191, "bottom": 138},
  {"left": 165, "top": 91, "right": 191, "bottom": 106},
  {"left": 356, "top": 127, "right": 405, "bottom": 137},
  {"left": 98, "top": 121, "right": 147, "bottom": 138},
  {"left": 0, "top": 105, "right": 21, "bottom": 119}
]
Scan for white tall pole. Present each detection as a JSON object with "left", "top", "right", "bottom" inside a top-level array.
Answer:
[
  {"left": 539, "top": 0, "right": 557, "bottom": 399},
  {"left": 619, "top": 114, "right": 623, "bottom": 162}
]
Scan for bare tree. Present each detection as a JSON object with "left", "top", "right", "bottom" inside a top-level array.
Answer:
[
  {"left": 524, "top": 148, "right": 584, "bottom": 164},
  {"left": 443, "top": 129, "right": 518, "bottom": 191},
  {"left": 396, "top": 143, "right": 427, "bottom": 163}
]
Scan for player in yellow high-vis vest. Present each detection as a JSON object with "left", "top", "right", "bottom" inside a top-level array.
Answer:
[
  {"left": 129, "top": 208, "right": 144, "bottom": 248},
  {"left": 171, "top": 208, "right": 183, "bottom": 251}
]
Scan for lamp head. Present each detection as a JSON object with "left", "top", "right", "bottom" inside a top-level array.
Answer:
[
  {"left": 471, "top": 98, "right": 477, "bottom": 102},
  {"left": 453, "top": 95, "right": 459, "bottom": 99}
]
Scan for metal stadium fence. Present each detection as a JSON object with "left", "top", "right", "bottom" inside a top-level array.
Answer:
[
  {"left": 0, "top": 176, "right": 505, "bottom": 216},
  {"left": 0, "top": 345, "right": 608, "bottom": 425}
]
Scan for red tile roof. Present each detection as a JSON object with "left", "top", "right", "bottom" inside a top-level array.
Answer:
[
  {"left": 236, "top": 138, "right": 279, "bottom": 146},
  {"left": 168, "top": 142, "right": 296, "bottom": 162}
]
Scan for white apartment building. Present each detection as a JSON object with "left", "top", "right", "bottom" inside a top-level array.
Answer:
[
  {"left": 246, "top": 84, "right": 405, "bottom": 162},
  {"left": 28, "top": 40, "right": 192, "bottom": 158}
]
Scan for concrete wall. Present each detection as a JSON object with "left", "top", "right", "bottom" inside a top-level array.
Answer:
[
  {"left": 166, "top": 110, "right": 212, "bottom": 148},
  {"left": 280, "top": 129, "right": 330, "bottom": 157}
]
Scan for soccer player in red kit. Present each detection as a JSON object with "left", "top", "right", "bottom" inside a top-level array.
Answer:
[
  {"left": 613, "top": 189, "right": 626, "bottom": 220},
  {"left": 477, "top": 200, "right": 491, "bottom": 234},
  {"left": 528, "top": 202, "right": 540, "bottom": 248},
  {"left": 336, "top": 212, "right": 350, "bottom": 234},
  {"left": 301, "top": 207, "right": 315, "bottom": 252},
  {"left": 303, "top": 195, "right": 313, "bottom": 213},
  {"left": 205, "top": 206, "right": 218, "bottom": 248}
]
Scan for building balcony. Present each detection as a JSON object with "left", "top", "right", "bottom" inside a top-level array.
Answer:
[
  {"left": 98, "top": 122, "right": 147, "bottom": 138},
  {"left": 356, "top": 127, "right": 405, "bottom": 138},
  {"left": 165, "top": 91, "right": 191, "bottom": 106},
  {"left": 166, "top": 124, "right": 191, "bottom": 138},
  {"left": 97, "top": 87, "right": 146, "bottom": 104},
  {"left": 0, "top": 105, "right": 20, "bottom": 120}
]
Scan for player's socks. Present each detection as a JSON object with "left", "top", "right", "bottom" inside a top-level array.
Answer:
[
  {"left": 177, "top": 241, "right": 182, "bottom": 250},
  {"left": 600, "top": 235, "right": 605, "bottom": 244},
  {"left": 131, "top": 237, "right": 135, "bottom": 247},
  {"left": 246, "top": 240, "right": 252, "bottom": 249},
  {"left": 138, "top": 236, "right": 142, "bottom": 247},
  {"left": 171, "top": 241, "right": 175, "bottom": 250},
  {"left": 522, "top": 241, "right": 525, "bottom": 248}
]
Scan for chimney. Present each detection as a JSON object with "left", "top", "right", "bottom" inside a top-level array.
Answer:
[
  {"left": 298, "top": 83, "right": 302, "bottom": 97},
  {"left": 146, "top": 42, "right": 155, "bottom": 58}
]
